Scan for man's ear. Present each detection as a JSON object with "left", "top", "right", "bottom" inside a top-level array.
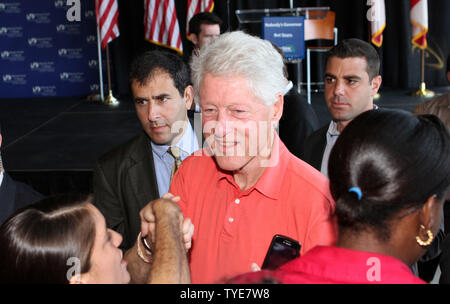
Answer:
[
  {"left": 183, "top": 85, "right": 194, "bottom": 110},
  {"left": 371, "top": 75, "right": 382, "bottom": 96},
  {"left": 191, "top": 33, "right": 199, "bottom": 47},
  {"left": 272, "top": 93, "right": 284, "bottom": 122},
  {"left": 0, "top": 134, "right": 2, "bottom": 148}
]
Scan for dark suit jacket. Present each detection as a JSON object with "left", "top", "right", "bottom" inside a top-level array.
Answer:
[
  {"left": 93, "top": 131, "right": 159, "bottom": 250},
  {"left": 299, "top": 124, "right": 328, "bottom": 171},
  {"left": 279, "top": 88, "right": 320, "bottom": 159},
  {"left": 0, "top": 172, "right": 44, "bottom": 225}
]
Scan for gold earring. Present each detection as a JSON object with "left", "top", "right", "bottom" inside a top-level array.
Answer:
[{"left": 416, "top": 225, "right": 434, "bottom": 247}]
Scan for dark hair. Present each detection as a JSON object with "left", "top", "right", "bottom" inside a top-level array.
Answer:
[
  {"left": 129, "top": 50, "right": 191, "bottom": 96},
  {"left": 188, "top": 12, "right": 222, "bottom": 36},
  {"left": 328, "top": 109, "right": 450, "bottom": 241},
  {"left": 325, "top": 38, "right": 380, "bottom": 81},
  {"left": 0, "top": 194, "right": 96, "bottom": 284}
]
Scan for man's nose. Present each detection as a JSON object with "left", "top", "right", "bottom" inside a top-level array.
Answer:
[
  {"left": 148, "top": 102, "right": 160, "bottom": 121},
  {"left": 333, "top": 80, "right": 345, "bottom": 96}
]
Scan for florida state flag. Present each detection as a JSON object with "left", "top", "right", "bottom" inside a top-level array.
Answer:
[
  {"left": 410, "top": 0, "right": 428, "bottom": 49},
  {"left": 369, "top": 0, "right": 386, "bottom": 47}
]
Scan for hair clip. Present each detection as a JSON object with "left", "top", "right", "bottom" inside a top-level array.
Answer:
[{"left": 349, "top": 187, "right": 362, "bottom": 200}]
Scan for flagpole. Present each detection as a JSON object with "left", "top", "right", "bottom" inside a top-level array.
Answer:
[
  {"left": 411, "top": 49, "right": 434, "bottom": 98},
  {"left": 104, "top": 43, "right": 119, "bottom": 106},
  {"left": 368, "top": 23, "right": 381, "bottom": 101},
  {"left": 96, "top": 23, "right": 105, "bottom": 101}
]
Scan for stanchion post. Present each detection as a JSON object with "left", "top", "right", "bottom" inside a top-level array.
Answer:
[
  {"left": 410, "top": 49, "right": 434, "bottom": 98},
  {"left": 103, "top": 43, "right": 119, "bottom": 106}
]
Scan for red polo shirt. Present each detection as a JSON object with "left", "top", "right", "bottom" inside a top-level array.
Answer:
[
  {"left": 169, "top": 134, "right": 337, "bottom": 283},
  {"left": 229, "top": 246, "right": 426, "bottom": 284}
]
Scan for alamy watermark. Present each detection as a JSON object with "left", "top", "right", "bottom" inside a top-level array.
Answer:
[
  {"left": 184, "top": 114, "right": 280, "bottom": 167},
  {"left": 66, "top": 257, "right": 81, "bottom": 282},
  {"left": 366, "top": 257, "right": 381, "bottom": 282},
  {"left": 66, "top": 0, "right": 80, "bottom": 22},
  {"left": 366, "top": 0, "right": 384, "bottom": 22}
]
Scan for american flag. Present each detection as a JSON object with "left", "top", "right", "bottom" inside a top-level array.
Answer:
[
  {"left": 410, "top": 0, "right": 428, "bottom": 50},
  {"left": 186, "top": 0, "right": 214, "bottom": 39},
  {"left": 95, "top": 0, "right": 120, "bottom": 49},
  {"left": 145, "top": 0, "right": 183, "bottom": 54}
]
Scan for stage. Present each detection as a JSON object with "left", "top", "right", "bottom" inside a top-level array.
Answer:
[{"left": 1, "top": 86, "right": 449, "bottom": 195}]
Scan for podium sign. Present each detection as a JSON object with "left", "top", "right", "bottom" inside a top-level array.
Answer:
[{"left": 262, "top": 16, "right": 305, "bottom": 60}]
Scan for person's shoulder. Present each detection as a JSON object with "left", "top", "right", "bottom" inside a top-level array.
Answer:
[
  {"left": 307, "top": 124, "right": 328, "bottom": 140},
  {"left": 286, "top": 153, "right": 330, "bottom": 194},
  {"left": 179, "top": 148, "right": 216, "bottom": 171},
  {"left": 96, "top": 132, "right": 148, "bottom": 166},
  {"left": 300, "top": 123, "right": 329, "bottom": 158},
  {"left": 414, "top": 92, "right": 450, "bottom": 114},
  {"left": 6, "top": 174, "right": 44, "bottom": 209}
]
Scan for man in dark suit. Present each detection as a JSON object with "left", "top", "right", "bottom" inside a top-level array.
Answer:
[
  {"left": 92, "top": 51, "right": 200, "bottom": 251},
  {"left": 279, "top": 84, "right": 320, "bottom": 158},
  {"left": 0, "top": 128, "right": 44, "bottom": 224},
  {"left": 300, "top": 39, "right": 382, "bottom": 177}
]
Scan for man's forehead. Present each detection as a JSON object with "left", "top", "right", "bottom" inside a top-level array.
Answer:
[
  {"left": 132, "top": 70, "right": 175, "bottom": 87},
  {"left": 199, "top": 23, "right": 220, "bottom": 34},
  {"left": 200, "top": 73, "right": 251, "bottom": 92},
  {"left": 326, "top": 56, "right": 369, "bottom": 76}
]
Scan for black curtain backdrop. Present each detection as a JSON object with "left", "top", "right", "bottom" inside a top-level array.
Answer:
[{"left": 110, "top": 0, "right": 450, "bottom": 98}]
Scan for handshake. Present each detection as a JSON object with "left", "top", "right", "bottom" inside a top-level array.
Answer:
[
  {"left": 126, "top": 193, "right": 194, "bottom": 284},
  {"left": 139, "top": 193, "right": 194, "bottom": 253}
]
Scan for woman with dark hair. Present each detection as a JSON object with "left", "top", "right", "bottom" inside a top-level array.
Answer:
[
  {"left": 230, "top": 109, "right": 450, "bottom": 284},
  {"left": 0, "top": 193, "right": 130, "bottom": 284},
  {"left": 0, "top": 193, "right": 192, "bottom": 284}
]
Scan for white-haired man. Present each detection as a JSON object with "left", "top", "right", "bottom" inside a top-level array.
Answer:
[{"left": 136, "top": 31, "right": 337, "bottom": 283}]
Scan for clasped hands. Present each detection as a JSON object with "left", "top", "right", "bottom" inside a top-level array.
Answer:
[{"left": 139, "top": 193, "right": 194, "bottom": 253}]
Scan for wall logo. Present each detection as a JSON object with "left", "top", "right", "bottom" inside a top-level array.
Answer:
[
  {"left": 56, "top": 23, "right": 81, "bottom": 35},
  {"left": 2, "top": 74, "right": 12, "bottom": 82},
  {"left": 0, "top": 50, "right": 25, "bottom": 61},
  {"left": 58, "top": 48, "right": 83, "bottom": 59},
  {"left": 26, "top": 13, "right": 51, "bottom": 24},
  {"left": 54, "top": 0, "right": 66, "bottom": 8},
  {"left": 30, "top": 61, "right": 55, "bottom": 72},
  {"left": 27, "top": 37, "right": 53, "bottom": 48},
  {"left": 85, "top": 10, "right": 94, "bottom": 19},
  {"left": 32, "top": 86, "right": 57, "bottom": 96},
  {"left": 90, "top": 84, "right": 100, "bottom": 91},
  {"left": 0, "top": 26, "right": 23, "bottom": 38},
  {"left": 59, "top": 72, "right": 85, "bottom": 83},
  {"left": 86, "top": 35, "right": 96, "bottom": 44},
  {"left": 88, "top": 59, "right": 98, "bottom": 68},
  {"left": 0, "top": 2, "right": 21, "bottom": 13},
  {"left": 56, "top": 24, "right": 66, "bottom": 32},
  {"left": 2, "top": 74, "right": 26, "bottom": 85}
]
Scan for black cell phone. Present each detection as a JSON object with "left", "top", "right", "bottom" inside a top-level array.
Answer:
[{"left": 261, "top": 234, "right": 301, "bottom": 270}]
